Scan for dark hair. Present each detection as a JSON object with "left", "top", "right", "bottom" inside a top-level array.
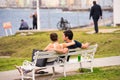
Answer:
[
  {"left": 21, "top": 19, "right": 24, "bottom": 21},
  {"left": 50, "top": 33, "right": 58, "bottom": 41},
  {"left": 93, "top": 1, "right": 96, "bottom": 5},
  {"left": 63, "top": 30, "right": 73, "bottom": 40}
]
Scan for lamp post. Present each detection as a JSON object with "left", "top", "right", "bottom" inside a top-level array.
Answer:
[{"left": 37, "top": 0, "right": 40, "bottom": 30}]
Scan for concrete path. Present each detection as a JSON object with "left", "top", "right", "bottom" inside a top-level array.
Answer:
[
  {"left": 86, "top": 28, "right": 120, "bottom": 34},
  {"left": 0, "top": 56, "right": 120, "bottom": 80}
]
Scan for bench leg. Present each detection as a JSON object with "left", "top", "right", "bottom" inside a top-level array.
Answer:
[
  {"left": 32, "top": 69, "right": 35, "bottom": 80},
  {"left": 90, "top": 61, "right": 93, "bottom": 72},
  {"left": 80, "top": 62, "right": 82, "bottom": 68},
  {"left": 21, "top": 70, "right": 24, "bottom": 80},
  {"left": 52, "top": 67, "right": 55, "bottom": 76},
  {"left": 63, "top": 64, "right": 66, "bottom": 77},
  {"left": 79, "top": 62, "right": 82, "bottom": 72}
]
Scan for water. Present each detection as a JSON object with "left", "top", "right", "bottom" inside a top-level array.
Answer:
[{"left": 0, "top": 9, "right": 112, "bottom": 36}]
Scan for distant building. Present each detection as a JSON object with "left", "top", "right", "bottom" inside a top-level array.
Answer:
[
  {"left": 113, "top": 0, "right": 120, "bottom": 26},
  {"left": 59, "top": 0, "right": 67, "bottom": 7},
  {"left": 18, "top": 0, "right": 24, "bottom": 7},
  {"left": 0, "top": 0, "right": 7, "bottom": 7},
  {"left": 9, "top": 0, "right": 17, "bottom": 7},
  {"left": 32, "top": 0, "right": 37, "bottom": 8},
  {"left": 0, "top": 0, "right": 113, "bottom": 9},
  {"left": 24, "top": 0, "right": 32, "bottom": 8},
  {"left": 72, "top": 0, "right": 81, "bottom": 9},
  {"left": 42, "top": 0, "right": 59, "bottom": 7},
  {"left": 67, "top": 0, "right": 74, "bottom": 7}
]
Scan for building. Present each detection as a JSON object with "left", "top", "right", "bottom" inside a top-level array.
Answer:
[
  {"left": 113, "top": 0, "right": 120, "bottom": 26},
  {"left": 24, "top": 0, "right": 32, "bottom": 8},
  {"left": 71, "top": 0, "right": 81, "bottom": 9},
  {"left": 59, "top": 0, "right": 66, "bottom": 7},
  {"left": 67, "top": 0, "right": 74, "bottom": 7},
  {"left": 0, "top": 0, "right": 7, "bottom": 7},
  {"left": 17, "top": 0, "right": 24, "bottom": 7},
  {"left": 0, "top": 0, "right": 113, "bottom": 9},
  {"left": 9, "top": 0, "right": 17, "bottom": 7},
  {"left": 41, "top": 0, "right": 59, "bottom": 7}
]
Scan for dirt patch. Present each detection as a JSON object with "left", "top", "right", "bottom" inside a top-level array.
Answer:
[
  {"left": 0, "top": 56, "right": 10, "bottom": 58},
  {"left": 86, "top": 28, "right": 120, "bottom": 34}
]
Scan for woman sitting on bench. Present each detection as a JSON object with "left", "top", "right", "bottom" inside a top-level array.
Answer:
[{"left": 44, "top": 32, "right": 75, "bottom": 53}]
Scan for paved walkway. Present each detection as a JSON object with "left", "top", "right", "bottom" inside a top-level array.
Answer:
[
  {"left": 86, "top": 28, "right": 120, "bottom": 34},
  {"left": 0, "top": 56, "right": 120, "bottom": 80}
]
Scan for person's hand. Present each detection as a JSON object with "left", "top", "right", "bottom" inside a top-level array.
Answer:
[
  {"left": 82, "top": 42, "right": 90, "bottom": 49},
  {"left": 85, "top": 42, "right": 90, "bottom": 47}
]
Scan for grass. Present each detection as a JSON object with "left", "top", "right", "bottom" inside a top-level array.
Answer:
[
  {"left": 0, "top": 26, "right": 120, "bottom": 71},
  {"left": 0, "top": 58, "right": 30, "bottom": 71},
  {"left": 57, "top": 66, "right": 120, "bottom": 80}
]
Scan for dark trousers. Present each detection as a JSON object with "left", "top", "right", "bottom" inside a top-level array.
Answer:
[
  {"left": 33, "top": 23, "right": 37, "bottom": 29},
  {"left": 19, "top": 27, "right": 29, "bottom": 30},
  {"left": 60, "top": 56, "right": 70, "bottom": 62},
  {"left": 93, "top": 18, "right": 99, "bottom": 33}
]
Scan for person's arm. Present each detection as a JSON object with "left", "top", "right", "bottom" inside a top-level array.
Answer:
[
  {"left": 30, "top": 14, "right": 34, "bottom": 18},
  {"left": 44, "top": 43, "right": 68, "bottom": 54},
  {"left": 43, "top": 43, "right": 53, "bottom": 51},
  {"left": 89, "top": 7, "right": 93, "bottom": 19},
  {"left": 53, "top": 44, "right": 68, "bottom": 54},
  {"left": 54, "top": 48, "right": 68, "bottom": 54},
  {"left": 81, "top": 42, "right": 89, "bottom": 49},
  {"left": 99, "top": 5, "right": 102, "bottom": 19},
  {"left": 62, "top": 40, "right": 75, "bottom": 48}
]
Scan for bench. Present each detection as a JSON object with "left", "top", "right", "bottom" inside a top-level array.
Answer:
[{"left": 20, "top": 44, "right": 98, "bottom": 80}]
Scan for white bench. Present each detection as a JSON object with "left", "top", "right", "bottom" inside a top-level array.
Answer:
[{"left": 20, "top": 44, "right": 98, "bottom": 80}]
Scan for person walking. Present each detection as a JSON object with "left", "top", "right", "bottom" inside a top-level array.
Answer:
[{"left": 89, "top": 1, "right": 102, "bottom": 33}]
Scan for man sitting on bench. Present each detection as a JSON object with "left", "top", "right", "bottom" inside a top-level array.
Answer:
[{"left": 62, "top": 30, "right": 89, "bottom": 61}]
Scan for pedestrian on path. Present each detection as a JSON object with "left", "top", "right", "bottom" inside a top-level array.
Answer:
[{"left": 89, "top": 1, "right": 102, "bottom": 33}]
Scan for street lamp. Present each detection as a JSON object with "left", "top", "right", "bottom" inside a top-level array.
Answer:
[{"left": 37, "top": 0, "right": 40, "bottom": 30}]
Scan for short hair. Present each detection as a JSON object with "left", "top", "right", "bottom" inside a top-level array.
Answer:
[
  {"left": 93, "top": 1, "right": 96, "bottom": 5},
  {"left": 50, "top": 33, "right": 58, "bottom": 41},
  {"left": 63, "top": 30, "right": 73, "bottom": 40},
  {"left": 21, "top": 19, "right": 24, "bottom": 22}
]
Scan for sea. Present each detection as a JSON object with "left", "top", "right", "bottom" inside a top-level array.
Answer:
[{"left": 0, "top": 9, "right": 112, "bottom": 36}]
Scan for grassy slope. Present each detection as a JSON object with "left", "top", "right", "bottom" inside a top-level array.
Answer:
[
  {"left": 0, "top": 27, "right": 120, "bottom": 71},
  {"left": 0, "top": 58, "right": 29, "bottom": 71},
  {"left": 0, "top": 27, "right": 119, "bottom": 58},
  {"left": 57, "top": 66, "right": 120, "bottom": 80}
]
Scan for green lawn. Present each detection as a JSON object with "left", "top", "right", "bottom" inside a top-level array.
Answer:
[
  {"left": 0, "top": 26, "right": 120, "bottom": 71},
  {"left": 0, "top": 58, "right": 29, "bottom": 71},
  {"left": 57, "top": 66, "right": 120, "bottom": 80}
]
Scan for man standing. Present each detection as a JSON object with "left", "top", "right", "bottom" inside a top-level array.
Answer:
[
  {"left": 89, "top": 1, "right": 102, "bottom": 33},
  {"left": 30, "top": 12, "right": 37, "bottom": 29}
]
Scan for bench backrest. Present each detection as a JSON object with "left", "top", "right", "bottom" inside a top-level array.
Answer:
[
  {"left": 68, "top": 44, "right": 98, "bottom": 55},
  {"left": 33, "top": 44, "right": 98, "bottom": 66}
]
